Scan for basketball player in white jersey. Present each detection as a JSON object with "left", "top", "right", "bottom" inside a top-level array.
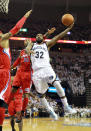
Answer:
[{"left": 26, "top": 23, "right": 77, "bottom": 120}]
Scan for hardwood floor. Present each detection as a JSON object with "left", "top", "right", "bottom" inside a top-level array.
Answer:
[{"left": 3, "top": 117, "right": 91, "bottom": 131}]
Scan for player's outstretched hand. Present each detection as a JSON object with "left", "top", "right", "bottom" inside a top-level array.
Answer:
[
  {"left": 48, "top": 27, "right": 56, "bottom": 35},
  {"left": 68, "top": 22, "right": 74, "bottom": 29},
  {"left": 25, "top": 38, "right": 35, "bottom": 55},
  {"left": 24, "top": 38, "right": 32, "bottom": 45},
  {"left": 24, "top": 10, "right": 32, "bottom": 18}
]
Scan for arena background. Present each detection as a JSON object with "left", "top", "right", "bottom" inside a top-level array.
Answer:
[{"left": 0, "top": 0, "right": 91, "bottom": 109}]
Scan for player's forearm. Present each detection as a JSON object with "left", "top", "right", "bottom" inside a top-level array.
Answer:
[
  {"left": 55, "top": 26, "right": 72, "bottom": 40},
  {"left": 47, "top": 25, "right": 73, "bottom": 48},
  {"left": 1, "top": 16, "right": 27, "bottom": 40},
  {"left": 1, "top": 32, "right": 12, "bottom": 40},
  {"left": 10, "top": 10, "right": 32, "bottom": 36},
  {"left": 1, "top": 10, "right": 32, "bottom": 40},
  {"left": 29, "top": 92, "right": 36, "bottom": 98},
  {"left": 12, "top": 57, "right": 21, "bottom": 68},
  {"left": 25, "top": 42, "right": 33, "bottom": 54},
  {"left": 52, "top": 26, "right": 72, "bottom": 43},
  {"left": 43, "top": 32, "right": 50, "bottom": 39},
  {"left": 10, "top": 16, "right": 27, "bottom": 36},
  {"left": 43, "top": 27, "right": 56, "bottom": 39}
]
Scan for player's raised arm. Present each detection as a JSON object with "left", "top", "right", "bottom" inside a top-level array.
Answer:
[
  {"left": 25, "top": 39, "right": 34, "bottom": 55},
  {"left": 46, "top": 23, "right": 74, "bottom": 50},
  {"left": 1, "top": 10, "right": 32, "bottom": 40},
  {"left": 11, "top": 56, "right": 21, "bottom": 70},
  {"left": 43, "top": 27, "right": 56, "bottom": 39}
]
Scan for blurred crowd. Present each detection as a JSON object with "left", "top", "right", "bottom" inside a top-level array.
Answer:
[
  {"left": 65, "top": 106, "right": 91, "bottom": 118},
  {"left": 50, "top": 49, "right": 91, "bottom": 96},
  {"left": 0, "top": 20, "right": 91, "bottom": 40},
  {"left": 25, "top": 95, "right": 91, "bottom": 118},
  {"left": 25, "top": 95, "right": 63, "bottom": 118}
]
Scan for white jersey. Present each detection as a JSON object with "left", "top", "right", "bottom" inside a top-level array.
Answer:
[{"left": 31, "top": 42, "right": 51, "bottom": 71}]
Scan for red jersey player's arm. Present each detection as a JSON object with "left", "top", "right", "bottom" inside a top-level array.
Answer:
[
  {"left": 43, "top": 27, "right": 56, "bottom": 39},
  {"left": 0, "top": 32, "right": 12, "bottom": 41},
  {"left": 0, "top": 10, "right": 32, "bottom": 41},
  {"left": 29, "top": 92, "right": 36, "bottom": 98},
  {"left": 25, "top": 39, "right": 34, "bottom": 55},
  {"left": 11, "top": 56, "right": 21, "bottom": 70},
  {"left": 29, "top": 92, "right": 39, "bottom": 102},
  {"left": 46, "top": 23, "right": 74, "bottom": 50},
  {"left": 9, "top": 10, "right": 32, "bottom": 36}
]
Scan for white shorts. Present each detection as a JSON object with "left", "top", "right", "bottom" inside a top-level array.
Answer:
[{"left": 32, "top": 67, "right": 56, "bottom": 94}]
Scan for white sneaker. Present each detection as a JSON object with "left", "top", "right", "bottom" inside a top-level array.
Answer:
[
  {"left": 50, "top": 111, "right": 59, "bottom": 120},
  {"left": 64, "top": 106, "right": 77, "bottom": 114}
]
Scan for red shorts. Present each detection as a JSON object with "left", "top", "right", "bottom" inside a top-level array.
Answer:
[
  {"left": 0, "top": 70, "right": 11, "bottom": 103},
  {"left": 12, "top": 70, "right": 32, "bottom": 93},
  {"left": 8, "top": 97, "right": 23, "bottom": 116}
]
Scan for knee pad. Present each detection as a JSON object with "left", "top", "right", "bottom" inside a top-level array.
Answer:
[
  {"left": 37, "top": 93, "right": 45, "bottom": 98},
  {"left": 52, "top": 75, "right": 60, "bottom": 85}
]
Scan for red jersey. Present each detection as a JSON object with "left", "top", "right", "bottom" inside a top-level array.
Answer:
[
  {"left": 0, "top": 46, "right": 11, "bottom": 70},
  {"left": 13, "top": 49, "right": 31, "bottom": 71}
]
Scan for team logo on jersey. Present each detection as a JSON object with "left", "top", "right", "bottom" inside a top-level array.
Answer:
[
  {"left": 24, "top": 57, "right": 29, "bottom": 62},
  {"left": 33, "top": 45, "right": 47, "bottom": 51},
  {"left": 21, "top": 54, "right": 28, "bottom": 58}
]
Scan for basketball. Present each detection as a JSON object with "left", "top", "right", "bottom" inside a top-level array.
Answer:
[{"left": 62, "top": 14, "right": 74, "bottom": 26}]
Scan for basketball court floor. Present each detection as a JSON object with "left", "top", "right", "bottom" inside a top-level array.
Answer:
[{"left": 3, "top": 117, "right": 91, "bottom": 131}]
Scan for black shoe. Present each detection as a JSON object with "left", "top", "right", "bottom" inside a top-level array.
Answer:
[
  {"left": 21, "top": 110, "right": 24, "bottom": 116},
  {"left": 12, "top": 129, "right": 16, "bottom": 131}
]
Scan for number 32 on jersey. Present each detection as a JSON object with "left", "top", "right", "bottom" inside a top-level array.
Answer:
[{"left": 35, "top": 51, "right": 44, "bottom": 58}]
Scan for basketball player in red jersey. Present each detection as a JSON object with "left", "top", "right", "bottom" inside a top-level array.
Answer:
[
  {"left": 0, "top": 10, "right": 32, "bottom": 131},
  {"left": 11, "top": 39, "right": 33, "bottom": 121},
  {"left": 8, "top": 76, "right": 39, "bottom": 131},
  {"left": 8, "top": 86, "right": 38, "bottom": 131}
]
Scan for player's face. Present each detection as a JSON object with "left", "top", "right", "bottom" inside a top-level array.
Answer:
[{"left": 36, "top": 34, "right": 44, "bottom": 44}]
